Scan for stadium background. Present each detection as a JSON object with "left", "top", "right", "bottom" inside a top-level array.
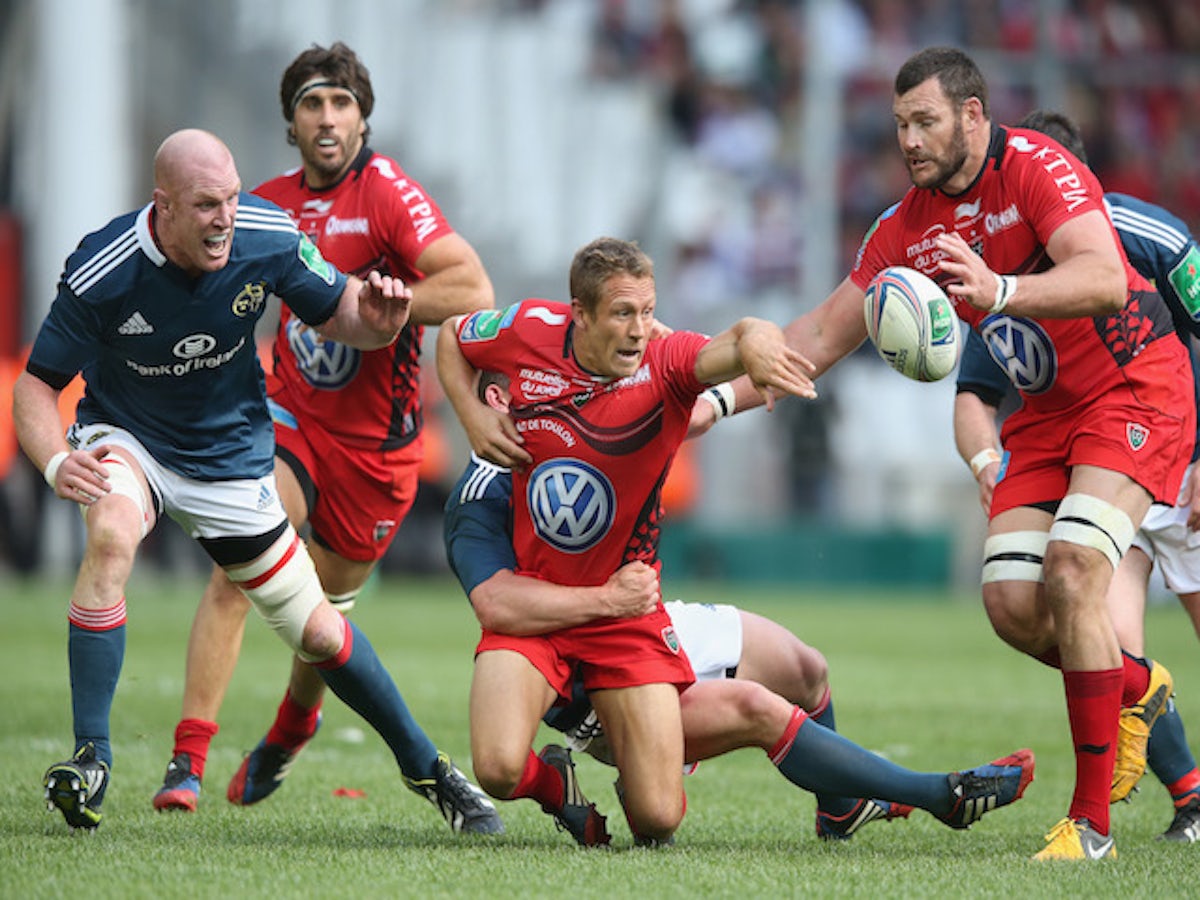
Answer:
[{"left": 2, "top": 0, "right": 1198, "bottom": 589}]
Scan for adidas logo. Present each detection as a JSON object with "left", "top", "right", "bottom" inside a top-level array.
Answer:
[{"left": 118, "top": 311, "right": 154, "bottom": 335}]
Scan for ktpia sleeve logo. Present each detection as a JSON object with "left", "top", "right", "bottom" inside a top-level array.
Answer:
[{"left": 527, "top": 458, "right": 615, "bottom": 552}]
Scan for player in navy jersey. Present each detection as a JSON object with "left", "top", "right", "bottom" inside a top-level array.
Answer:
[
  {"left": 443, "top": 373, "right": 1044, "bottom": 845},
  {"left": 437, "top": 238, "right": 1033, "bottom": 846},
  {"left": 954, "top": 109, "right": 1200, "bottom": 844},
  {"left": 12, "top": 129, "right": 498, "bottom": 834},
  {"left": 151, "top": 43, "right": 500, "bottom": 835},
  {"left": 675, "top": 48, "right": 1194, "bottom": 860}
]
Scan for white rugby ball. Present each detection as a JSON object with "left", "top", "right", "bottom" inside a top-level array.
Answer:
[{"left": 863, "top": 266, "right": 961, "bottom": 382}]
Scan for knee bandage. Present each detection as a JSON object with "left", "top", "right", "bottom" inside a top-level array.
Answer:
[
  {"left": 982, "top": 530, "right": 1049, "bottom": 584},
  {"left": 223, "top": 527, "right": 325, "bottom": 654},
  {"left": 1048, "top": 493, "right": 1135, "bottom": 571},
  {"left": 90, "top": 454, "right": 153, "bottom": 538}
]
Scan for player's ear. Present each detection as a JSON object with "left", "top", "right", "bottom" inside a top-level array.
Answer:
[
  {"left": 964, "top": 96, "right": 986, "bottom": 127},
  {"left": 570, "top": 297, "right": 588, "bottom": 328}
]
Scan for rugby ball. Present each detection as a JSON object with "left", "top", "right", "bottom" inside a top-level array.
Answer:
[{"left": 863, "top": 266, "right": 961, "bottom": 382}]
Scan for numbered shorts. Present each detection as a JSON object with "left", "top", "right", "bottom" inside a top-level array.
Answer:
[
  {"left": 270, "top": 396, "right": 421, "bottom": 562},
  {"left": 477, "top": 602, "right": 696, "bottom": 701}
]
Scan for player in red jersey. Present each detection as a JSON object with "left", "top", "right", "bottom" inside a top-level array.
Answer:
[
  {"left": 682, "top": 47, "right": 1194, "bottom": 860},
  {"left": 152, "top": 43, "right": 502, "bottom": 834},
  {"left": 436, "top": 237, "right": 817, "bottom": 845}
]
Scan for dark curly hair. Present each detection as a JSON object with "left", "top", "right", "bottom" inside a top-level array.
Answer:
[{"left": 280, "top": 42, "right": 374, "bottom": 145}]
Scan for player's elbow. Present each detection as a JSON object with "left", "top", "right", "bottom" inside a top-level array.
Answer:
[
  {"left": 468, "top": 575, "right": 516, "bottom": 633},
  {"left": 1095, "top": 260, "right": 1128, "bottom": 314}
]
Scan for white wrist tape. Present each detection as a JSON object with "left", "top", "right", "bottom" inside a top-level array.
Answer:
[
  {"left": 991, "top": 274, "right": 1016, "bottom": 314},
  {"left": 969, "top": 447, "right": 1002, "bottom": 479},
  {"left": 44, "top": 451, "right": 69, "bottom": 489},
  {"left": 701, "top": 383, "right": 737, "bottom": 421}
]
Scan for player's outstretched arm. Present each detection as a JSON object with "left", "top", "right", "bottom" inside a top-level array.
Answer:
[
  {"left": 694, "top": 317, "right": 816, "bottom": 413},
  {"left": 436, "top": 318, "right": 531, "bottom": 469},
  {"left": 470, "top": 562, "right": 660, "bottom": 636},
  {"left": 318, "top": 271, "right": 412, "bottom": 349},
  {"left": 690, "top": 279, "right": 865, "bottom": 436}
]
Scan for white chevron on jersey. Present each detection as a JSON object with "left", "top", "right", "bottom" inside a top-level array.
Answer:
[
  {"left": 458, "top": 453, "right": 509, "bottom": 504},
  {"left": 235, "top": 205, "right": 299, "bottom": 234},
  {"left": 68, "top": 227, "right": 138, "bottom": 296},
  {"left": 1108, "top": 201, "right": 1189, "bottom": 254}
]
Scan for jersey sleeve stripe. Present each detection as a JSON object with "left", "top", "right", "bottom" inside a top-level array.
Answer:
[
  {"left": 1111, "top": 207, "right": 1188, "bottom": 255},
  {"left": 67, "top": 229, "right": 139, "bottom": 296},
  {"left": 235, "top": 207, "right": 300, "bottom": 233}
]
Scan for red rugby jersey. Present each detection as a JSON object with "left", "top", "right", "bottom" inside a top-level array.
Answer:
[
  {"left": 254, "top": 146, "right": 454, "bottom": 449},
  {"left": 456, "top": 300, "right": 709, "bottom": 586},
  {"left": 852, "top": 125, "right": 1179, "bottom": 414}
]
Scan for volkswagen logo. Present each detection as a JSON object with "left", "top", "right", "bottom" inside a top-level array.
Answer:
[
  {"left": 980, "top": 315, "right": 1057, "bottom": 395},
  {"left": 287, "top": 318, "right": 361, "bottom": 390},
  {"left": 527, "top": 458, "right": 615, "bottom": 553}
]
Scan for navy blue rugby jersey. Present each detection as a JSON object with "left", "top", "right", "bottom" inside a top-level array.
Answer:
[
  {"left": 443, "top": 453, "right": 515, "bottom": 596},
  {"left": 27, "top": 194, "right": 347, "bottom": 480}
]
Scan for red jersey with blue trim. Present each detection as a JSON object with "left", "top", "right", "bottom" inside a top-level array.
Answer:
[
  {"left": 852, "top": 125, "right": 1180, "bottom": 414},
  {"left": 455, "top": 300, "right": 709, "bottom": 587},
  {"left": 255, "top": 146, "right": 455, "bottom": 449}
]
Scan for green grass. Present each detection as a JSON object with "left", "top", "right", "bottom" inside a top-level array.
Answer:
[{"left": 2, "top": 573, "right": 1199, "bottom": 898}]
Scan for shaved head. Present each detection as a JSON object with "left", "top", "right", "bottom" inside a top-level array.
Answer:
[
  {"left": 151, "top": 129, "right": 241, "bottom": 276},
  {"left": 154, "top": 129, "right": 236, "bottom": 193}
]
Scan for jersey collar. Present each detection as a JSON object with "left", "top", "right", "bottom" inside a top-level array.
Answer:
[
  {"left": 136, "top": 202, "right": 167, "bottom": 268},
  {"left": 302, "top": 144, "right": 374, "bottom": 193}
]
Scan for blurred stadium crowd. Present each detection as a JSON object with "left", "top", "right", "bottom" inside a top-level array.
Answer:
[{"left": 3, "top": 0, "right": 1199, "bottom": 579}]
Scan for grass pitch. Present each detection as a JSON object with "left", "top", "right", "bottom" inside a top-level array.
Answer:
[{"left": 2, "top": 573, "right": 1198, "bottom": 898}]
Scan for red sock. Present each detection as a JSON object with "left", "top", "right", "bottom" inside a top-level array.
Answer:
[
  {"left": 767, "top": 706, "right": 807, "bottom": 765},
  {"left": 172, "top": 718, "right": 219, "bottom": 779},
  {"left": 264, "top": 689, "right": 322, "bottom": 749},
  {"left": 512, "top": 749, "right": 563, "bottom": 809},
  {"left": 1119, "top": 652, "right": 1151, "bottom": 707},
  {"left": 1063, "top": 668, "right": 1122, "bottom": 834}
]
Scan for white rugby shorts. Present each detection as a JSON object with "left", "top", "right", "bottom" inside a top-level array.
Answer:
[
  {"left": 66, "top": 422, "right": 286, "bottom": 540},
  {"left": 1132, "top": 463, "right": 1200, "bottom": 594},
  {"left": 664, "top": 599, "right": 743, "bottom": 681}
]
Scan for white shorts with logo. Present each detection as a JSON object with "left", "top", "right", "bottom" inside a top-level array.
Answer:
[
  {"left": 664, "top": 600, "right": 744, "bottom": 682},
  {"left": 1132, "top": 463, "right": 1200, "bottom": 595},
  {"left": 66, "top": 422, "right": 286, "bottom": 540}
]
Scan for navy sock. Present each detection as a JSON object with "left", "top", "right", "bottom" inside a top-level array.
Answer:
[
  {"left": 810, "top": 689, "right": 836, "bottom": 731},
  {"left": 1148, "top": 697, "right": 1200, "bottom": 792},
  {"left": 775, "top": 718, "right": 951, "bottom": 816},
  {"left": 68, "top": 615, "right": 125, "bottom": 769},
  {"left": 806, "top": 691, "right": 859, "bottom": 817},
  {"left": 316, "top": 620, "right": 438, "bottom": 779}
]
